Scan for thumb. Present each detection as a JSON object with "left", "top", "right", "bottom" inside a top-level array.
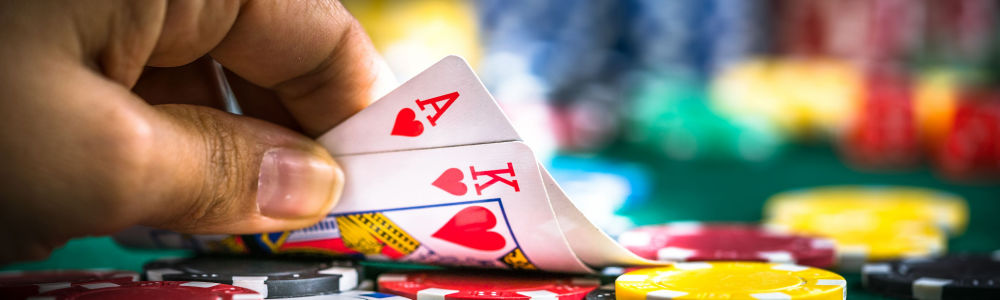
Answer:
[{"left": 143, "top": 104, "right": 342, "bottom": 234}]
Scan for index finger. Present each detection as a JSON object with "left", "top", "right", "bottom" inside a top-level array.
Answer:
[{"left": 151, "top": 0, "right": 395, "bottom": 136}]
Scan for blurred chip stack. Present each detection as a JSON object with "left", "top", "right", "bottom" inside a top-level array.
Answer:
[{"left": 337, "top": 0, "right": 1000, "bottom": 182}]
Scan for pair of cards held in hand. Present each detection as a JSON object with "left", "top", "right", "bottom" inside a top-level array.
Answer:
[{"left": 117, "top": 56, "right": 659, "bottom": 273}]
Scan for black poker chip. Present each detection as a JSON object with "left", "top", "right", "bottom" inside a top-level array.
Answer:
[
  {"left": 143, "top": 256, "right": 359, "bottom": 299},
  {"left": 862, "top": 253, "right": 1000, "bottom": 300},
  {"left": 585, "top": 283, "right": 616, "bottom": 300}
]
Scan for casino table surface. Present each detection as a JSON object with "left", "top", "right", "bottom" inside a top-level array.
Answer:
[{"left": 4, "top": 143, "right": 999, "bottom": 300}]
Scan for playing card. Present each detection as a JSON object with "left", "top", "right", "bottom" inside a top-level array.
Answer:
[
  {"left": 114, "top": 55, "right": 665, "bottom": 273},
  {"left": 317, "top": 56, "right": 520, "bottom": 156},
  {"left": 286, "top": 141, "right": 591, "bottom": 273},
  {"left": 539, "top": 166, "right": 659, "bottom": 267}
]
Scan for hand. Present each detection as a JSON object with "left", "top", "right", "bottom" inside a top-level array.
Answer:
[{"left": 0, "top": 0, "right": 394, "bottom": 262}]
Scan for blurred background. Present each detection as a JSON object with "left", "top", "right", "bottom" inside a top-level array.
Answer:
[
  {"left": 5, "top": 0, "right": 999, "bottom": 293},
  {"left": 342, "top": 0, "right": 1000, "bottom": 235}
]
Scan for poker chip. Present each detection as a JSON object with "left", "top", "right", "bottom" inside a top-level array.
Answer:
[
  {"left": 0, "top": 269, "right": 138, "bottom": 299},
  {"left": 615, "top": 262, "right": 846, "bottom": 300},
  {"left": 28, "top": 280, "right": 261, "bottom": 300},
  {"left": 617, "top": 222, "right": 836, "bottom": 268},
  {"left": 936, "top": 92, "right": 1000, "bottom": 182},
  {"left": 143, "top": 256, "right": 359, "bottom": 298},
  {"left": 377, "top": 271, "right": 600, "bottom": 300},
  {"left": 584, "top": 284, "right": 615, "bottom": 300},
  {"left": 764, "top": 186, "right": 960, "bottom": 269},
  {"left": 862, "top": 254, "right": 1000, "bottom": 300},
  {"left": 765, "top": 185, "right": 968, "bottom": 234},
  {"left": 710, "top": 58, "right": 862, "bottom": 140},
  {"left": 767, "top": 205, "right": 948, "bottom": 270},
  {"left": 841, "top": 65, "right": 921, "bottom": 169},
  {"left": 824, "top": 222, "right": 946, "bottom": 271}
]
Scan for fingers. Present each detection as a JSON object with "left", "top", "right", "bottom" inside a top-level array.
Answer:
[
  {"left": 133, "top": 57, "right": 228, "bottom": 109},
  {"left": 0, "top": 0, "right": 372, "bottom": 263},
  {"left": 146, "top": 0, "right": 395, "bottom": 136},
  {"left": 146, "top": 0, "right": 240, "bottom": 67},
  {"left": 222, "top": 69, "right": 304, "bottom": 131},
  {"left": 140, "top": 104, "right": 343, "bottom": 233}
]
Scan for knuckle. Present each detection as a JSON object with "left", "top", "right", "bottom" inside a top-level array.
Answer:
[
  {"left": 90, "top": 106, "right": 157, "bottom": 215},
  {"left": 173, "top": 106, "right": 250, "bottom": 229}
]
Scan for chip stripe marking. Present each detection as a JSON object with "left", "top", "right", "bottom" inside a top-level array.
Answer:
[
  {"left": 416, "top": 288, "right": 458, "bottom": 300},
  {"left": 913, "top": 278, "right": 952, "bottom": 300},
  {"left": 379, "top": 273, "right": 408, "bottom": 282},
  {"left": 860, "top": 263, "right": 890, "bottom": 287},
  {"left": 517, "top": 290, "right": 558, "bottom": 300},
  {"left": 180, "top": 281, "right": 221, "bottom": 288},
  {"left": 146, "top": 268, "right": 185, "bottom": 281},
  {"left": 816, "top": 279, "right": 846, "bottom": 286},
  {"left": 750, "top": 292, "right": 792, "bottom": 300},
  {"left": 36, "top": 282, "right": 71, "bottom": 293},
  {"left": 232, "top": 276, "right": 269, "bottom": 298},
  {"left": 758, "top": 251, "right": 794, "bottom": 263},
  {"left": 770, "top": 264, "right": 808, "bottom": 272},
  {"left": 646, "top": 289, "right": 687, "bottom": 299},
  {"left": 811, "top": 239, "right": 836, "bottom": 249},
  {"left": 617, "top": 274, "right": 649, "bottom": 282},
  {"left": 322, "top": 266, "right": 360, "bottom": 291},
  {"left": 657, "top": 247, "right": 696, "bottom": 261},
  {"left": 81, "top": 282, "right": 120, "bottom": 289}
]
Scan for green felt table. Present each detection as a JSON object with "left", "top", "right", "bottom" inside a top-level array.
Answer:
[{"left": 4, "top": 143, "right": 998, "bottom": 299}]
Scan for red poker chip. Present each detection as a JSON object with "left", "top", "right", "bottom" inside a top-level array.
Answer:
[
  {"left": 377, "top": 271, "right": 600, "bottom": 300},
  {"left": 30, "top": 280, "right": 262, "bottom": 300},
  {"left": 841, "top": 65, "right": 920, "bottom": 170},
  {"left": 617, "top": 222, "right": 836, "bottom": 268},
  {"left": 937, "top": 88, "right": 1000, "bottom": 182},
  {"left": 0, "top": 269, "right": 138, "bottom": 299}
]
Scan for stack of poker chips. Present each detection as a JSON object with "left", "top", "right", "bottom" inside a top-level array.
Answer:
[
  {"left": 614, "top": 186, "right": 967, "bottom": 274},
  {"left": 604, "top": 185, "right": 995, "bottom": 300},
  {"left": 763, "top": 185, "right": 968, "bottom": 271},
  {"left": 468, "top": 0, "right": 1000, "bottom": 184},
  {"left": 1, "top": 256, "right": 376, "bottom": 300},
  {"left": 6, "top": 185, "right": 994, "bottom": 299}
]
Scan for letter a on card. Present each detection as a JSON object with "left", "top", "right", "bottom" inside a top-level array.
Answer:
[{"left": 318, "top": 56, "right": 521, "bottom": 156}]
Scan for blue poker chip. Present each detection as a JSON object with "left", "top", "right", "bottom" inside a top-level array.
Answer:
[{"left": 144, "top": 256, "right": 359, "bottom": 299}]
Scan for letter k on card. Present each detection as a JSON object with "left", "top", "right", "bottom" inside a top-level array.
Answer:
[
  {"left": 318, "top": 56, "right": 521, "bottom": 156},
  {"left": 432, "top": 163, "right": 521, "bottom": 196}
]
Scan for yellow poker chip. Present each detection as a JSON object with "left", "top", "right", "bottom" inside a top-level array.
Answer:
[
  {"left": 768, "top": 218, "right": 946, "bottom": 270},
  {"left": 710, "top": 58, "right": 862, "bottom": 140},
  {"left": 764, "top": 185, "right": 968, "bottom": 235},
  {"left": 615, "top": 262, "right": 846, "bottom": 300}
]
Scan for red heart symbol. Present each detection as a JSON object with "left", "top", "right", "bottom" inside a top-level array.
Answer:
[
  {"left": 391, "top": 108, "right": 423, "bottom": 137},
  {"left": 432, "top": 168, "right": 467, "bottom": 196},
  {"left": 432, "top": 206, "right": 506, "bottom": 251}
]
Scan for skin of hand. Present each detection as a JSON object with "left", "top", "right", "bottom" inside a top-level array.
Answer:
[{"left": 0, "top": 0, "right": 394, "bottom": 263}]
